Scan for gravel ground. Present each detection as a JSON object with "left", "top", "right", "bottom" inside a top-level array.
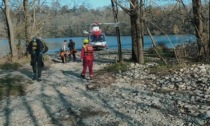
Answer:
[{"left": 0, "top": 50, "right": 209, "bottom": 126}]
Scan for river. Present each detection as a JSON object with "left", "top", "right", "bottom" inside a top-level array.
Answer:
[{"left": 0, "top": 34, "right": 196, "bottom": 56}]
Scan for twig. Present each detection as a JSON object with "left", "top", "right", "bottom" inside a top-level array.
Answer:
[
  {"left": 150, "top": 22, "right": 180, "bottom": 63},
  {"left": 147, "top": 28, "right": 168, "bottom": 65}
]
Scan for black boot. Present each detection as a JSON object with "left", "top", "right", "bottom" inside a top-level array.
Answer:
[
  {"left": 32, "top": 73, "right": 37, "bottom": 80},
  {"left": 37, "top": 77, "right": 42, "bottom": 81},
  {"left": 81, "top": 74, "right": 85, "bottom": 79}
]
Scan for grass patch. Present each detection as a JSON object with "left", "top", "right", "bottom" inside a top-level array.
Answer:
[
  {"left": 80, "top": 107, "right": 108, "bottom": 118},
  {"left": 105, "top": 62, "right": 129, "bottom": 73},
  {"left": 0, "top": 75, "right": 32, "bottom": 100},
  {"left": 0, "top": 54, "right": 51, "bottom": 71},
  {"left": 43, "top": 54, "right": 50, "bottom": 61},
  {"left": 87, "top": 62, "right": 130, "bottom": 90},
  {"left": 144, "top": 56, "right": 163, "bottom": 64},
  {"left": 148, "top": 63, "right": 190, "bottom": 75},
  {"left": 146, "top": 42, "right": 175, "bottom": 58},
  {"left": 149, "top": 64, "right": 171, "bottom": 74},
  {"left": 153, "top": 89, "right": 175, "bottom": 94},
  {"left": 0, "top": 63, "right": 22, "bottom": 70}
]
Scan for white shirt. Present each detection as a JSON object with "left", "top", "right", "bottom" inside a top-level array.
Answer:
[{"left": 61, "top": 43, "right": 67, "bottom": 51}]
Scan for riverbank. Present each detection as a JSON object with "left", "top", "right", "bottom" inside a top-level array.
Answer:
[
  {"left": 0, "top": 50, "right": 209, "bottom": 125},
  {"left": 0, "top": 34, "right": 196, "bottom": 57}
]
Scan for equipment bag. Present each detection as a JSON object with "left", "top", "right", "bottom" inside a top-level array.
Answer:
[{"left": 32, "top": 39, "right": 44, "bottom": 52}]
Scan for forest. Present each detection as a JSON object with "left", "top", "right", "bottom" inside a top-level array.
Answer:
[
  {"left": 0, "top": 0, "right": 208, "bottom": 38},
  {"left": 0, "top": 0, "right": 209, "bottom": 63}
]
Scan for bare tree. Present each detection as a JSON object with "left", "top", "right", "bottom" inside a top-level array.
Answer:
[
  {"left": 138, "top": 0, "right": 144, "bottom": 64},
  {"left": 179, "top": 0, "right": 209, "bottom": 61},
  {"left": 1, "top": 0, "right": 17, "bottom": 58},
  {"left": 113, "top": 0, "right": 145, "bottom": 64},
  {"left": 111, "top": 0, "right": 122, "bottom": 62},
  {"left": 23, "top": 0, "right": 51, "bottom": 48},
  {"left": 192, "top": 0, "right": 209, "bottom": 61},
  {"left": 147, "top": 28, "right": 168, "bottom": 65},
  {"left": 23, "top": 0, "right": 31, "bottom": 46}
]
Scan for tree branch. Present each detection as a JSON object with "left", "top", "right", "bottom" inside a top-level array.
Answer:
[
  {"left": 149, "top": 21, "right": 180, "bottom": 63},
  {"left": 147, "top": 28, "right": 168, "bottom": 65},
  {"left": 112, "top": 0, "right": 131, "bottom": 15}
]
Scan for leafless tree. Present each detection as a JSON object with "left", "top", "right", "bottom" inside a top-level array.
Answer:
[
  {"left": 23, "top": 0, "right": 51, "bottom": 48},
  {"left": 192, "top": 0, "right": 209, "bottom": 61},
  {"left": 112, "top": 0, "right": 145, "bottom": 64},
  {"left": 178, "top": 0, "right": 209, "bottom": 61},
  {"left": 23, "top": 0, "right": 30, "bottom": 46},
  {"left": 147, "top": 28, "right": 168, "bottom": 65},
  {"left": 1, "top": 0, "right": 17, "bottom": 58},
  {"left": 111, "top": 0, "right": 122, "bottom": 62}
]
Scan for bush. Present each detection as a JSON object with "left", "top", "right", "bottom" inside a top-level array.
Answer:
[
  {"left": 149, "top": 64, "right": 170, "bottom": 74},
  {"left": 147, "top": 42, "right": 174, "bottom": 57},
  {"left": 105, "top": 62, "right": 129, "bottom": 73},
  {"left": 148, "top": 63, "right": 189, "bottom": 74},
  {"left": 0, "top": 63, "right": 22, "bottom": 70},
  {"left": 0, "top": 76, "right": 32, "bottom": 100},
  {"left": 175, "top": 42, "right": 198, "bottom": 60}
]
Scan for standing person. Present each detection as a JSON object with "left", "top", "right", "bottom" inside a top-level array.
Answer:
[
  {"left": 60, "top": 40, "right": 68, "bottom": 63},
  {"left": 68, "top": 39, "right": 76, "bottom": 61},
  {"left": 80, "top": 39, "right": 94, "bottom": 79},
  {"left": 27, "top": 36, "right": 48, "bottom": 81}
]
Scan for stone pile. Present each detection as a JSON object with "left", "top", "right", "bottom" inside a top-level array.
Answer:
[
  {"left": 0, "top": 52, "right": 210, "bottom": 125},
  {"left": 92, "top": 63, "right": 210, "bottom": 125}
]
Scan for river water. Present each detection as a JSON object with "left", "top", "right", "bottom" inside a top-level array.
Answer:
[{"left": 0, "top": 34, "right": 196, "bottom": 56}]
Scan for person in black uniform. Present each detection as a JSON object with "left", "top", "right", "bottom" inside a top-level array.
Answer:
[
  {"left": 68, "top": 39, "right": 76, "bottom": 61},
  {"left": 27, "top": 37, "right": 48, "bottom": 81}
]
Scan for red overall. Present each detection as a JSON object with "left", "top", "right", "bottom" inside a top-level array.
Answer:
[{"left": 81, "top": 44, "right": 94, "bottom": 78}]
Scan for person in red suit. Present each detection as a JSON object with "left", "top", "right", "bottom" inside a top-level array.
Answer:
[{"left": 80, "top": 39, "right": 94, "bottom": 79}]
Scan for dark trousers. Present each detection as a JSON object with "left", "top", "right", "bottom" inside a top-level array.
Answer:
[
  {"left": 69, "top": 49, "right": 76, "bottom": 61},
  {"left": 31, "top": 52, "right": 43, "bottom": 78}
]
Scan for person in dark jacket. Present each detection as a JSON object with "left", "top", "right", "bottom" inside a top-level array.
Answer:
[
  {"left": 68, "top": 39, "right": 76, "bottom": 61},
  {"left": 27, "top": 37, "right": 48, "bottom": 81}
]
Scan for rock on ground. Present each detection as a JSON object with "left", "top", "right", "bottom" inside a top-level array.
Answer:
[{"left": 0, "top": 50, "right": 209, "bottom": 126}]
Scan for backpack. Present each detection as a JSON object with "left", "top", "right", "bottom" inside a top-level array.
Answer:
[
  {"left": 33, "top": 39, "right": 43, "bottom": 52},
  {"left": 29, "top": 38, "right": 48, "bottom": 54}
]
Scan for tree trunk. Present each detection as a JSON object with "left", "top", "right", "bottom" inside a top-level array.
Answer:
[
  {"left": 4, "top": 0, "right": 17, "bottom": 58},
  {"left": 112, "top": 0, "right": 145, "bottom": 63},
  {"left": 138, "top": 0, "right": 144, "bottom": 64},
  {"left": 32, "top": 0, "right": 36, "bottom": 30},
  {"left": 116, "top": 26, "right": 122, "bottom": 62},
  {"left": 130, "top": 1, "right": 138, "bottom": 62},
  {"left": 111, "top": 0, "right": 122, "bottom": 62},
  {"left": 192, "top": 0, "right": 207, "bottom": 61},
  {"left": 23, "top": 0, "right": 31, "bottom": 47},
  {"left": 130, "top": 0, "right": 144, "bottom": 64},
  {"left": 37, "top": 0, "right": 41, "bottom": 12},
  {"left": 136, "top": 14, "right": 142, "bottom": 63}
]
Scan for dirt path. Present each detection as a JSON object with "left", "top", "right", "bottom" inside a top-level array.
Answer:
[
  {"left": 1, "top": 50, "right": 208, "bottom": 126},
  {"left": 0, "top": 50, "right": 119, "bottom": 126}
]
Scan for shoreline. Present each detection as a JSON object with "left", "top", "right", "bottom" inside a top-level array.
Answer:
[{"left": 0, "top": 34, "right": 196, "bottom": 57}]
